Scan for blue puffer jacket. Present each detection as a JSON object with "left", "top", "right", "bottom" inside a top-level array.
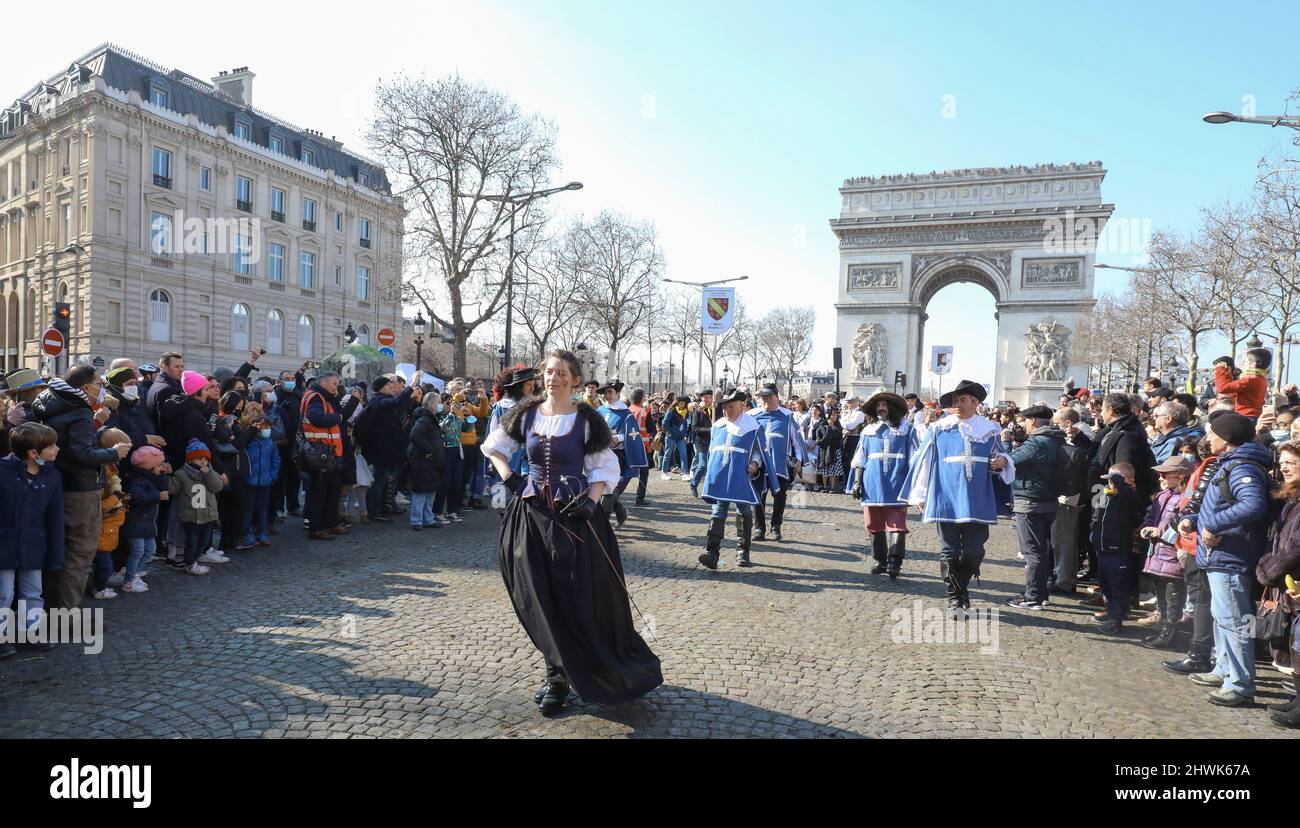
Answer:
[
  {"left": 1188, "top": 440, "right": 1273, "bottom": 574},
  {"left": 663, "top": 408, "right": 688, "bottom": 440},
  {"left": 123, "top": 469, "right": 167, "bottom": 541},
  {"left": 0, "top": 454, "right": 66, "bottom": 570},
  {"left": 245, "top": 435, "right": 281, "bottom": 486}
]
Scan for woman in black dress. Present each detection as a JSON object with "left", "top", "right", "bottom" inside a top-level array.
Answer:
[{"left": 482, "top": 349, "right": 662, "bottom": 716}]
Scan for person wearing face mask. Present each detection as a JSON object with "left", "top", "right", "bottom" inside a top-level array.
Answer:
[
  {"left": 0, "top": 422, "right": 65, "bottom": 657},
  {"left": 31, "top": 365, "right": 131, "bottom": 609},
  {"left": 103, "top": 366, "right": 165, "bottom": 453},
  {"left": 243, "top": 414, "right": 281, "bottom": 547},
  {"left": 274, "top": 369, "right": 304, "bottom": 518}
]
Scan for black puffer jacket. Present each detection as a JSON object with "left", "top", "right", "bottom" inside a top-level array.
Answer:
[
  {"left": 104, "top": 387, "right": 157, "bottom": 451},
  {"left": 159, "top": 393, "right": 224, "bottom": 474},
  {"left": 406, "top": 407, "right": 445, "bottom": 494},
  {"left": 1008, "top": 425, "right": 1065, "bottom": 504},
  {"left": 31, "top": 380, "right": 119, "bottom": 492},
  {"left": 1088, "top": 412, "right": 1157, "bottom": 503}
]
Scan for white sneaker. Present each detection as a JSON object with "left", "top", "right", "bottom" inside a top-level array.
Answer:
[
  {"left": 660, "top": 472, "right": 672, "bottom": 481},
  {"left": 186, "top": 563, "right": 211, "bottom": 576},
  {"left": 121, "top": 577, "right": 149, "bottom": 593},
  {"left": 395, "top": 494, "right": 411, "bottom": 507},
  {"left": 678, "top": 474, "right": 689, "bottom": 481},
  {"left": 108, "top": 568, "right": 126, "bottom": 588},
  {"left": 198, "top": 550, "right": 229, "bottom": 564},
  {"left": 447, "top": 513, "right": 463, "bottom": 523},
  {"left": 1274, "top": 660, "right": 1296, "bottom": 676},
  {"left": 93, "top": 587, "right": 117, "bottom": 599}
]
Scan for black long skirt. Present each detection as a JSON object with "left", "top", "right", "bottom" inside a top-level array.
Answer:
[{"left": 499, "top": 496, "right": 663, "bottom": 706}]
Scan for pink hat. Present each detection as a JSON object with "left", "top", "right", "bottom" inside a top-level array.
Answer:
[
  {"left": 181, "top": 370, "right": 209, "bottom": 396},
  {"left": 130, "top": 445, "right": 165, "bottom": 471}
]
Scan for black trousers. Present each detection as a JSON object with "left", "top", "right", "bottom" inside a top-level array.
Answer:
[
  {"left": 1183, "top": 555, "right": 1214, "bottom": 662},
  {"left": 217, "top": 477, "right": 248, "bottom": 549},
  {"left": 305, "top": 467, "right": 342, "bottom": 532},
  {"left": 278, "top": 445, "right": 301, "bottom": 513},
  {"left": 633, "top": 467, "right": 649, "bottom": 503},
  {"left": 756, "top": 475, "right": 792, "bottom": 533},
  {"left": 1014, "top": 510, "right": 1054, "bottom": 604},
  {"left": 936, "top": 521, "right": 989, "bottom": 569}
]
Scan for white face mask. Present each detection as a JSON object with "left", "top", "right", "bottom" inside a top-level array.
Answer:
[
  {"left": 122, "top": 385, "right": 140, "bottom": 401},
  {"left": 96, "top": 386, "right": 106, "bottom": 403},
  {"left": 265, "top": 392, "right": 277, "bottom": 405}
]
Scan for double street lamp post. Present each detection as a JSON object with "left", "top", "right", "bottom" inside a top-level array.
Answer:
[
  {"left": 413, "top": 312, "right": 427, "bottom": 373},
  {"left": 662, "top": 275, "right": 748, "bottom": 390}
]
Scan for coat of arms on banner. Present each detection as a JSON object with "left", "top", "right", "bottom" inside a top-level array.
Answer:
[{"left": 707, "top": 296, "right": 729, "bottom": 321}]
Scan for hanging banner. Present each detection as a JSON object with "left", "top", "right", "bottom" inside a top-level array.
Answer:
[
  {"left": 701, "top": 287, "right": 736, "bottom": 335},
  {"left": 931, "top": 345, "right": 954, "bottom": 375}
]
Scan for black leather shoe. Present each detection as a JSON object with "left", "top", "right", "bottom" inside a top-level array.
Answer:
[
  {"left": 870, "top": 562, "right": 888, "bottom": 575},
  {"left": 538, "top": 682, "right": 570, "bottom": 716},
  {"left": 698, "top": 551, "right": 720, "bottom": 570},
  {"left": 372, "top": 515, "right": 392, "bottom": 523},
  {"left": 773, "top": 527, "right": 782, "bottom": 542},
  {"left": 754, "top": 529, "right": 766, "bottom": 542},
  {"left": 1163, "top": 657, "right": 1211, "bottom": 675},
  {"left": 1049, "top": 585, "right": 1077, "bottom": 596}
]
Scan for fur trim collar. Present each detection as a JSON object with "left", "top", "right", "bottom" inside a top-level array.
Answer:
[{"left": 502, "top": 395, "right": 613, "bottom": 454}]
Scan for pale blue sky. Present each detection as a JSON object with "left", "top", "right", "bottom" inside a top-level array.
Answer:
[{"left": 5, "top": 1, "right": 1297, "bottom": 384}]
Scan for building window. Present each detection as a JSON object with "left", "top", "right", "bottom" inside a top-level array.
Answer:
[
  {"left": 335, "top": 212, "right": 342, "bottom": 232},
  {"left": 268, "top": 242, "right": 285, "bottom": 281},
  {"left": 235, "top": 234, "right": 253, "bottom": 275},
  {"left": 300, "top": 250, "right": 315, "bottom": 288},
  {"left": 298, "top": 314, "right": 314, "bottom": 358},
  {"left": 150, "top": 87, "right": 169, "bottom": 109},
  {"left": 27, "top": 288, "right": 38, "bottom": 340},
  {"left": 333, "top": 265, "right": 341, "bottom": 287},
  {"left": 267, "top": 309, "right": 284, "bottom": 354},
  {"left": 149, "top": 210, "right": 173, "bottom": 257},
  {"left": 301, "top": 148, "right": 315, "bottom": 165},
  {"left": 108, "top": 301, "right": 122, "bottom": 335},
  {"left": 234, "top": 120, "right": 251, "bottom": 141},
  {"left": 231, "top": 303, "right": 250, "bottom": 351},
  {"left": 152, "top": 147, "right": 171, "bottom": 188},
  {"left": 236, "top": 175, "right": 252, "bottom": 211},
  {"left": 271, "top": 187, "right": 285, "bottom": 222},
  {"left": 269, "top": 135, "right": 284, "bottom": 154},
  {"left": 302, "top": 198, "right": 316, "bottom": 231},
  {"left": 357, "top": 265, "right": 370, "bottom": 300},
  {"left": 359, "top": 218, "right": 371, "bottom": 248},
  {"left": 198, "top": 313, "right": 211, "bottom": 345},
  {"left": 149, "top": 289, "right": 171, "bottom": 342},
  {"left": 200, "top": 166, "right": 210, "bottom": 191},
  {"left": 61, "top": 203, "right": 71, "bottom": 245},
  {"left": 357, "top": 324, "right": 370, "bottom": 347}
]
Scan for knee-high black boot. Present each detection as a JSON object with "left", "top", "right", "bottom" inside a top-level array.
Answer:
[
  {"left": 870, "top": 532, "right": 888, "bottom": 574},
  {"left": 699, "top": 517, "right": 727, "bottom": 569},
  {"left": 887, "top": 532, "right": 906, "bottom": 579},
  {"left": 941, "top": 559, "right": 962, "bottom": 616},
  {"left": 734, "top": 513, "right": 753, "bottom": 567},
  {"left": 1270, "top": 672, "right": 1300, "bottom": 715}
]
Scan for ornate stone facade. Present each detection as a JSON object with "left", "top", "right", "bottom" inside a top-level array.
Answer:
[
  {"left": 1023, "top": 320, "right": 1070, "bottom": 384},
  {"left": 1021, "top": 257, "right": 1082, "bottom": 287},
  {"left": 846, "top": 263, "right": 900, "bottom": 291}
]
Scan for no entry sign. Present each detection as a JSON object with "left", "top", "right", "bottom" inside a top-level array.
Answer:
[
  {"left": 376, "top": 327, "right": 396, "bottom": 347},
  {"left": 41, "top": 327, "right": 66, "bottom": 357}
]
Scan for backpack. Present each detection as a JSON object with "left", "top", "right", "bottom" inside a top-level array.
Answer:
[
  {"left": 1213, "top": 458, "right": 1274, "bottom": 507},
  {"left": 352, "top": 404, "right": 375, "bottom": 453}
]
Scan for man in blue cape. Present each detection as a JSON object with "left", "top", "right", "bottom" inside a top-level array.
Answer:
[{"left": 698, "top": 388, "right": 763, "bottom": 570}]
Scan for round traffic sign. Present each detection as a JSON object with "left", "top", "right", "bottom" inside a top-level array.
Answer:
[
  {"left": 378, "top": 346, "right": 396, "bottom": 359},
  {"left": 376, "top": 327, "right": 396, "bottom": 347},
  {"left": 41, "top": 328, "right": 66, "bottom": 357}
]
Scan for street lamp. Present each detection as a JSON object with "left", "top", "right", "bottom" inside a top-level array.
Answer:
[
  {"left": 344, "top": 323, "right": 356, "bottom": 345},
  {"left": 458, "top": 181, "right": 583, "bottom": 369},
  {"left": 722, "top": 363, "right": 732, "bottom": 389},
  {"left": 498, "top": 346, "right": 508, "bottom": 371},
  {"left": 1203, "top": 111, "right": 1300, "bottom": 130},
  {"left": 413, "top": 312, "right": 427, "bottom": 373}
]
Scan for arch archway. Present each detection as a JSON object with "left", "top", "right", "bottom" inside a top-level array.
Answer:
[{"left": 913, "top": 262, "right": 1005, "bottom": 397}]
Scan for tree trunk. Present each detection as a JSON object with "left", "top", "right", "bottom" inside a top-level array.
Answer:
[{"left": 1187, "top": 332, "right": 1199, "bottom": 394}]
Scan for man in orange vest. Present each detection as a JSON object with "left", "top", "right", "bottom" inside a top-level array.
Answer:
[
  {"left": 627, "top": 387, "right": 652, "bottom": 506},
  {"left": 300, "top": 371, "right": 346, "bottom": 540}
]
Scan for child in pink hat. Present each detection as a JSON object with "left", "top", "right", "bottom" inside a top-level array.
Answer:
[
  {"left": 181, "top": 371, "right": 210, "bottom": 397},
  {"left": 122, "top": 445, "right": 172, "bottom": 592}
]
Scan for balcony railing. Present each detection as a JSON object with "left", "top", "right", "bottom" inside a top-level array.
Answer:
[
  {"left": 271, "top": 210, "right": 285, "bottom": 223},
  {"left": 302, "top": 220, "right": 316, "bottom": 232},
  {"left": 62, "top": 165, "right": 70, "bottom": 176},
  {"left": 237, "top": 199, "right": 252, "bottom": 213},
  {"left": 153, "top": 174, "right": 171, "bottom": 189},
  {"left": 359, "top": 237, "right": 371, "bottom": 249}
]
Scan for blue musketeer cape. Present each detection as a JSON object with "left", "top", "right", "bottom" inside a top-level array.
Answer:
[
  {"left": 899, "top": 413, "right": 1016, "bottom": 524},
  {"left": 701, "top": 413, "right": 762, "bottom": 505},
  {"left": 488, "top": 399, "right": 527, "bottom": 476},
  {"left": 752, "top": 406, "right": 810, "bottom": 493},
  {"left": 598, "top": 401, "right": 648, "bottom": 479},
  {"left": 850, "top": 418, "right": 919, "bottom": 507}
]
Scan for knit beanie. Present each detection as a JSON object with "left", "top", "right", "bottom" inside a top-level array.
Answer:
[
  {"left": 185, "top": 438, "right": 211, "bottom": 462},
  {"left": 1208, "top": 409, "right": 1255, "bottom": 447},
  {"left": 105, "top": 366, "right": 136, "bottom": 390},
  {"left": 130, "top": 445, "right": 166, "bottom": 471},
  {"left": 181, "top": 371, "right": 209, "bottom": 396},
  {"left": 213, "top": 366, "right": 234, "bottom": 384},
  {"left": 372, "top": 376, "right": 390, "bottom": 394}
]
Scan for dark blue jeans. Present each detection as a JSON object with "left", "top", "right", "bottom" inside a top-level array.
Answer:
[
  {"left": 244, "top": 484, "right": 273, "bottom": 540},
  {"left": 936, "top": 521, "right": 989, "bottom": 570},
  {"left": 434, "top": 449, "right": 464, "bottom": 515},
  {"left": 1098, "top": 550, "right": 1132, "bottom": 623},
  {"left": 367, "top": 462, "right": 396, "bottom": 517},
  {"left": 183, "top": 522, "right": 215, "bottom": 565},
  {"left": 92, "top": 551, "right": 115, "bottom": 591}
]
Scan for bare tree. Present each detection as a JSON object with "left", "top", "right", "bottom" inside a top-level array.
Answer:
[
  {"left": 1250, "top": 157, "right": 1300, "bottom": 389},
  {"left": 1199, "top": 201, "right": 1267, "bottom": 359},
  {"left": 575, "top": 211, "right": 664, "bottom": 371},
  {"left": 1145, "top": 230, "right": 1218, "bottom": 387},
  {"left": 762, "top": 306, "right": 816, "bottom": 396},
  {"left": 660, "top": 288, "right": 700, "bottom": 390},
  {"left": 516, "top": 221, "right": 588, "bottom": 363},
  {"left": 367, "top": 74, "right": 557, "bottom": 375}
]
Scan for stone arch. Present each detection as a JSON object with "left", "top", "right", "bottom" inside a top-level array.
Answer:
[{"left": 909, "top": 257, "right": 1006, "bottom": 307}]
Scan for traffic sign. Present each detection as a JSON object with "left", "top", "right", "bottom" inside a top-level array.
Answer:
[
  {"left": 376, "top": 328, "right": 396, "bottom": 347},
  {"left": 41, "top": 328, "right": 66, "bottom": 357},
  {"left": 378, "top": 346, "right": 396, "bottom": 359},
  {"left": 92, "top": 356, "right": 105, "bottom": 369}
]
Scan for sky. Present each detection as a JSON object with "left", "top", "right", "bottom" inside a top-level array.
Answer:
[{"left": 5, "top": 1, "right": 1298, "bottom": 385}]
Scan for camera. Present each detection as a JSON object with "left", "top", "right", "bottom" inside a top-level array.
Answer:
[{"left": 258, "top": 347, "right": 267, "bottom": 355}]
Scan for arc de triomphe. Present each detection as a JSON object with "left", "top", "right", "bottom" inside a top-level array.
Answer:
[{"left": 831, "top": 162, "right": 1113, "bottom": 405}]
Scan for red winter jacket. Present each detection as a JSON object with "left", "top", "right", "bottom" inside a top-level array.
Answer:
[{"left": 1215, "top": 364, "right": 1267, "bottom": 418}]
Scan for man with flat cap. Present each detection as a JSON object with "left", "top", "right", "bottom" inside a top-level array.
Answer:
[
  {"left": 848, "top": 391, "right": 918, "bottom": 579},
  {"left": 698, "top": 388, "right": 764, "bottom": 569},
  {"left": 752, "top": 382, "right": 809, "bottom": 542},
  {"left": 1003, "top": 403, "right": 1066, "bottom": 609},
  {"left": 597, "top": 378, "right": 646, "bottom": 528},
  {"left": 902, "top": 379, "right": 1015, "bottom": 616}
]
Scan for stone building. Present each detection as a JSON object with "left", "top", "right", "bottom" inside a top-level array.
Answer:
[
  {"left": 790, "top": 371, "right": 836, "bottom": 401},
  {"left": 0, "top": 43, "right": 404, "bottom": 376}
]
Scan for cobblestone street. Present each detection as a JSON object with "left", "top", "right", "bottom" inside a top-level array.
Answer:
[{"left": 0, "top": 477, "right": 1291, "bottom": 738}]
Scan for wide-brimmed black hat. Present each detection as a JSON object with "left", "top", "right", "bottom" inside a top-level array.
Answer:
[
  {"left": 718, "top": 387, "right": 748, "bottom": 404},
  {"left": 595, "top": 377, "right": 624, "bottom": 394},
  {"left": 1018, "top": 404, "right": 1055, "bottom": 420},
  {"left": 939, "top": 379, "right": 988, "bottom": 408},
  {"left": 758, "top": 382, "right": 780, "bottom": 397},
  {"left": 502, "top": 366, "right": 538, "bottom": 389},
  {"left": 864, "top": 392, "right": 907, "bottom": 420}
]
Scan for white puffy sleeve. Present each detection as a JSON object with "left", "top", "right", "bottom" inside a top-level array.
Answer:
[
  {"left": 583, "top": 421, "right": 622, "bottom": 487},
  {"left": 482, "top": 425, "right": 521, "bottom": 461},
  {"left": 992, "top": 441, "right": 1016, "bottom": 484}
]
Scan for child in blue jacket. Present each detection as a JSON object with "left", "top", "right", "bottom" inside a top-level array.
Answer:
[
  {"left": 123, "top": 445, "right": 171, "bottom": 593},
  {"left": 0, "top": 422, "right": 64, "bottom": 657},
  {"left": 243, "top": 415, "right": 281, "bottom": 547}
]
